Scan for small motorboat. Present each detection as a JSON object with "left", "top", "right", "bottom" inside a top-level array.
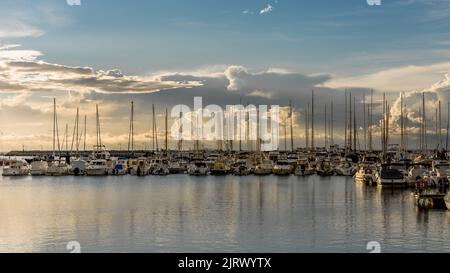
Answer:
[
  {"left": 273, "top": 160, "right": 294, "bottom": 176},
  {"left": 294, "top": 158, "right": 315, "bottom": 176},
  {"left": 334, "top": 158, "right": 357, "bottom": 176},
  {"left": 86, "top": 159, "right": 111, "bottom": 176},
  {"left": 188, "top": 161, "right": 208, "bottom": 176},
  {"left": 2, "top": 159, "right": 30, "bottom": 176},
  {"left": 210, "top": 160, "right": 230, "bottom": 176},
  {"left": 30, "top": 160, "right": 48, "bottom": 176},
  {"left": 254, "top": 159, "right": 273, "bottom": 176},
  {"left": 46, "top": 159, "right": 70, "bottom": 176},
  {"left": 376, "top": 163, "right": 407, "bottom": 188},
  {"left": 151, "top": 159, "right": 170, "bottom": 176},
  {"left": 316, "top": 158, "right": 334, "bottom": 177}
]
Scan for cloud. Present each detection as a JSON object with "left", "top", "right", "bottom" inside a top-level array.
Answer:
[
  {"left": 325, "top": 61, "right": 450, "bottom": 92},
  {"left": 0, "top": 47, "right": 42, "bottom": 62},
  {"left": 0, "top": 44, "right": 21, "bottom": 51},
  {"left": 7, "top": 61, "right": 94, "bottom": 75},
  {"left": 387, "top": 72, "right": 450, "bottom": 139},
  {"left": 247, "top": 90, "right": 274, "bottom": 99},
  {"left": 0, "top": 45, "right": 202, "bottom": 95},
  {"left": 260, "top": 4, "right": 273, "bottom": 15},
  {"left": 224, "top": 65, "right": 331, "bottom": 96},
  {"left": 0, "top": 19, "right": 44, "bottom": 38},
  {"left": 4, "top": 44, "right": 450, "bottom": 150}
]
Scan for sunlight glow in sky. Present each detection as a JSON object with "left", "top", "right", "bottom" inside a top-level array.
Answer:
[{"left": 1, "top": 0, "right": 450, "bottom": 150}]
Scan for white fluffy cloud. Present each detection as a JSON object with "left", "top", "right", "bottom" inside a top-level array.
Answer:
[
  {"left": 325, "top": 61, "right": 450, "bottom": 92},
  {"left": 224, "top": 65, "right": 331, "bottom": 96},
  {"left": 0, "top": 45, "right": 202, "bottom": 95},
  {"left": 388, "top": 72, "right": 450, "bottom": 136}
]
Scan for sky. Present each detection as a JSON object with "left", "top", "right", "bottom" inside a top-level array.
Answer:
[{"left": 1, "top": 0, "right": 450, "bottom": 151}]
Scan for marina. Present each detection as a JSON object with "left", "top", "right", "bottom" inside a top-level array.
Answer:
[
  {"left": 2, "top": 90, "right": 450, "bottom": 253},
  {"left": 2, "top": 0, "right": 450, "bottom": 259},
  {"left": 2, "top": 91, "right": 450, "bottom": 212}
]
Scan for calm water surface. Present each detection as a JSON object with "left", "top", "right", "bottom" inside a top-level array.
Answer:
[{"left": 0, "top": 174, "right": 449, "bottom": 253}]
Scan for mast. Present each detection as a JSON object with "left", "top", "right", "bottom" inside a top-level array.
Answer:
[
  {"left": 76, "top": 108, "right": 79, "bottom": 152},
  {"left": 436, "top": 107, "right": 439, "bottom": 149},
  {"left": 165, "top": 108, "right": 168, "bottom": 153},
  {"left": 95, "top": 104, "right": 102, "bottom": 150},
  {"left": 305, "top": 104, "right": 309, "bottom": 150},
  {"left": 423, "top": 93, "right": 427, "bottom": 152},
  {"left": 128, "top": 101, "right": 134, "bottom": 153},
  {"left": 439, "top": 100, "right": 442, "bottom": 149},
  {"left": 419, "top": 107, "right": 423, "bottom": 151},
  {"left": 284, "top": 115, "right": 287, "bottom": 152},
  {"left": 152, "top": 104, "right": 159, "bottom": 152},
  {"left": 384, "top": 101, "right": 391, "bottom": 151},
  {"left": 369, "top": 90, "right": 373, "bottom": 152},
  {"left": 246, "top": 102, "right": 250, "bottom": 152},
  {"left": 53, "top": 98, "right": 56, "bottom": 154},
  {"left": 349, "top": 92, "right": 353, "bottom": 151},
  {"left": 311, "top": 90, "right": 315, "bottom": 151},
  {"left": 325, "top": 104, "right": 328, "bottom": 149},
  {"left": 353, "top": 96, "right": 357, "bottom": 152},
  {"left": 363, "top": 93, "right": 366, "bottom": 151},
  {"left": 70, "top": 108, "right": 79, "bottom": 152},
  {"left": 404, "top": 103, "right": 408, "bottom": 151},
  {"left": 179, "top": 109, "right": 183, "bottom": 152},
  {"left": 400, "top": 93, "right": 404, "bottom": 152},
  {"left": 84, "top": 115, "right": 87, "bottom": 151},
  {"left": 256, "top": 105, "right": 260, "bottom": 153},
  {"left": 382, "top": 93, "right": 386, "bottom": 157},
  {"left": 344, "top": 90, "right": 348, "bottom": 151},
  {"left": 290, "top": 100, "right": 294, "bottom": 152},
  {"left": 311, "top": 90, "right": 316, "bottom": 151},
  {"left": 331, "top": 99, "right": 334, "bottom": 147},
  {"left": 65, "top": 123, "right": 69, "bottom": 151},
  {"left": 239, "top": 99, "right": 242, "bottom": 152},
  {"left": 446, "top": 101, "right": 450, "bottom": 151}
]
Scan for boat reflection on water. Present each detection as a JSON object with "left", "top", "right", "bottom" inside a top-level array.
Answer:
[{"left": 0, "top": 175, "right": 450, "bottom": 252}]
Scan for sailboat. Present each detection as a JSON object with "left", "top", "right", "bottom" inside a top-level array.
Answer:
[
  {"left": 46, "top": 98, "right": 71, "bottom": 176},
  {"left": 70, "top": 108, "right": 87, "bottom": 176},
  {"left": 86, "top": 104, "right": 112, "bottom": 176}
]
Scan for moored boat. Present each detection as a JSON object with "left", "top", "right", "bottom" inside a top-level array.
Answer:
[
  {"left": 46, "top": 159, "right": 70, "bottom": 176},
  {"left": 188, "top": 161, "right": 208, "bottom": 176},
  {"left": 30, "top": 160, "right": 48, "bottom": 176},
  {"left": 86, "top": 159, "right": 110, "bottom": 176},
  {"left": 273, "top": 160, "right": 294, "bottom": 176},
  {"left": 316, "top": 158, "right": 334, "bottom": 177},
  {"left": 254, "top": 159, "right": 273, "bottom": 175},
  {"left": 2, "top": 159, "right": 30, "bottom": 176},
  {"left": 294, "top": 158, "right": 315, "bottom": 176},
  {"left": 376, "top": 163, "right": 407, "bottom": 188}
]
